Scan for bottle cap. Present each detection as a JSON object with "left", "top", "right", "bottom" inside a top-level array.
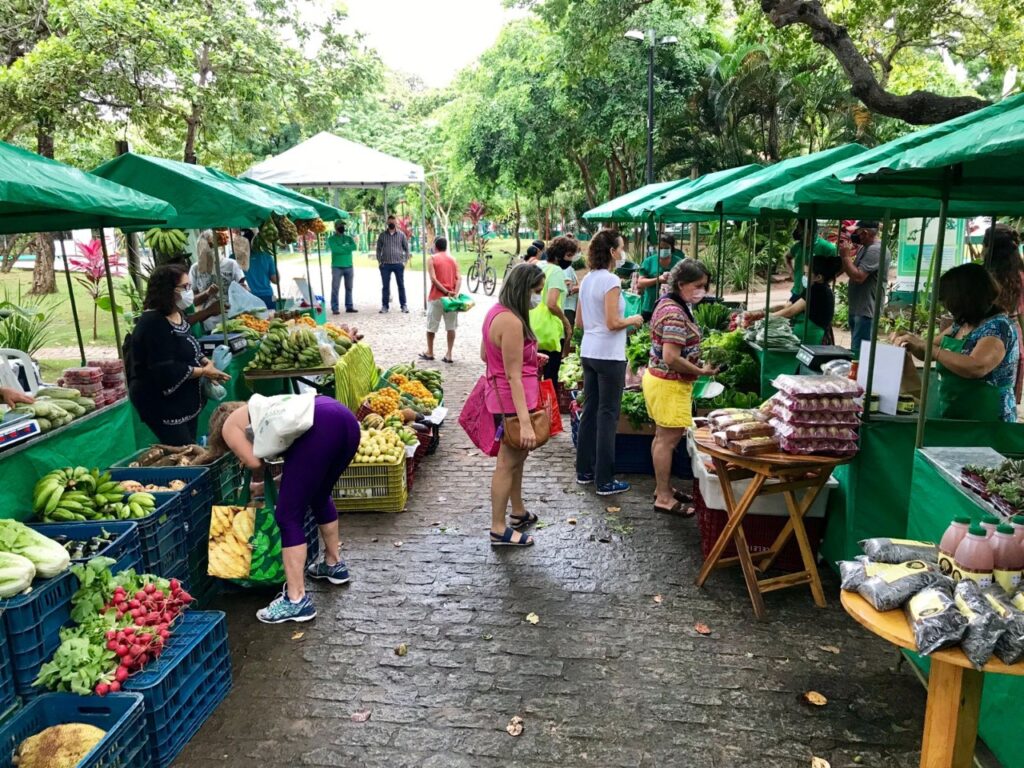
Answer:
[
  {"left": 997, "top": 523, "right": 1015, "bottom": 536},
  {"left": 969, "top": 523, "right": 987, "bottom": 537},
  {"left": 953, "top": 515, "right": 971, "bottom": 525},
  {"left": 981, "top": 513, "right": 999, "bottom": 525}
]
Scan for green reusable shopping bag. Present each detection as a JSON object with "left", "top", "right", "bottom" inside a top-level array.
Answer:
[{"left": 231, "top": 470, "right": 287, "bottom": 587}]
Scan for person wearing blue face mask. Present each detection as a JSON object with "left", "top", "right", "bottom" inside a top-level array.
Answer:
[
  {"left": 127, "top": 264, "right": 229, "bottom": 445},
  {"left": 637, "top": 233, "right": 684, "bottom": 323}
]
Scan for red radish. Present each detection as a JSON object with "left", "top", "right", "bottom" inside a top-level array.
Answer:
[
  {"left": 95, "top": 683, "right": 110, "bottom": 696},
  {"left": 135, "top": 590, "right": 146, "bottom": 600},
  {"left": 137, "top": 653, "right": 149, "bottom": 666},
  {"left": 123, "top": 627, "right": 135, "bottom": 636},
  {"left": 115, "top": 666, "right": 129, "bottom": 682},
  {"left": 169, "top": 579, "right": 180, "bottom": 592},
  {"left": 153, "top": 590, "right": 164, "bottom": 600},
  {"left": 159, "top": 629, "right": 170, "bottom": 640},
  {"left": 106, "top": 640, "right": 118, "bottom": 651},
  {"left": 144, "top": 584, "right": 156, "bottom": 594},
  {"left": 128, "top": 599, "right": 140, "bottom": 610},
  {"left": 106, "top": 630, "right": 117, "bottom": 641},
  {"left": 117, "top": 645, "right": 129, "bottom": 657},
  {"left": 179, "top": 591, "right": 193, "bottom": 603},
  {"left": 109, "top": 681, "right": 121, "bottom": 692}
]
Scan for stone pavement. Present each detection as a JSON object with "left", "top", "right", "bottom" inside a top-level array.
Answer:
[{"left": 175, "top": 264, "right": 927, "bottom": 768}]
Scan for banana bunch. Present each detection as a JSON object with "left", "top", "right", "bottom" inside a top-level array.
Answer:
[
  {"left": 273, "top": 214, "right": 298, "bottom": 246},
  {"left": 33, "top": 467, "right": 157, "bottom": 522},
  {"left": 145, "top": 228, "right": 188, "bottom": 257},
  {"left": 207, "top": 505, "right": 254, "bottom": 578},
  {"left": 245, "top": 321, "right": 323, "bottom": 371},
  {"left": 254, "top": 219, "right": 278, "bottom": 252},
  {"left": 388, "top": 363, "right": 443, "bottom": 402},
  {"left": 395, "top": 426, "right": 419, "bottom": 447}
]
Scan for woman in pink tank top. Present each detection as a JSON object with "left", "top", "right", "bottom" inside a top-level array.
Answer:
[{"left": 482, "top": 263, "right": 546, "bottom": 547}]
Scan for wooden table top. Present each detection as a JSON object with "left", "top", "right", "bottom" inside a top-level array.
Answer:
[
  {"left": 841, "top": 591, "right": 1024, "bottom": 676},
  {"left": 243, "top": 367, "right": 335, "bottom": 380},
  {"left": 691, "top": 427, "right": 851, "bottom": 475}
]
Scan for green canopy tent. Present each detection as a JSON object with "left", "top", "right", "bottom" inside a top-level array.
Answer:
[
  {"left": 845, "top": 95, "right": 1024, "bottom": 444},
  {"left": 582, "top": 179, "right": 694, "bottom": 222},
  {"left": 239, "top": 178, "right": 349, "bottom": 314},
  {"left": 679, "top": 145, "right": 868, "bottom": 318},
  {"left": 0, "top": 140, "right": 176, "bottom": 363},
  {"left": 92, "top": 152, "right": 315, "bottom": 342}
]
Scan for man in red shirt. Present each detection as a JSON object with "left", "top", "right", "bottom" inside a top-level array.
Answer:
[{"left": 421, "top": 237, "right": 461, "bottom": 363}]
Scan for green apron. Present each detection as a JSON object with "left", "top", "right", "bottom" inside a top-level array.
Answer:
[
  {"left": 791, "top": 314, "right": 827, "bottom": 346},
  {"left": 928, "top": 334, "right": 1007, "bottom": 422}
]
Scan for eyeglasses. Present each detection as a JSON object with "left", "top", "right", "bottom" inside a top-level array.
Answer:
[{"left": 176, "top": 284, "right": 192, "bottom": 291}]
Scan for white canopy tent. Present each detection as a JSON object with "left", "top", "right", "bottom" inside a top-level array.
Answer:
[{"left": 244, "top": 132, "right": 429, "bottom": 307}]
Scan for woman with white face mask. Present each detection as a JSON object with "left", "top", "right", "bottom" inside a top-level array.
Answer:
[
  {"left": 575, "top": 230, "right": 644, "bottom": 496},
  {"left": 642, "top": 258, "right": 717, "bottom": 514},
  {"left": 128, "top": 264, "right": 230, "bottom": 445}
]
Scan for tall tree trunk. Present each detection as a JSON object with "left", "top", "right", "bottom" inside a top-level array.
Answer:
[
  {"left": 570, "top": 151, "right": 597, "bottom": 210},
  {"left": 30, "top": 123, "right": 57, "bottom": 295},
  {"left": 183, "top": 42, "right": 211, "bottom": 164},
  {"left": 605, "top": 160, "right": 617, "bottom": 201},
  {"left": 513, "top": 192, "right": 521, "bottom": 254}
]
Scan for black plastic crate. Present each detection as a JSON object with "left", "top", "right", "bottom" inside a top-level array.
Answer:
[{"left": 108, "top": 466, "right": 212, "bottom": 550}]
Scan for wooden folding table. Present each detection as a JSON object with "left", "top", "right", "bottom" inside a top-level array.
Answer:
[
  {"left": 692, "top": 427, "right": 849, "bottom": 619},
  {"left": 842, "top": 591, "right": 1024, "bottom": 768}
]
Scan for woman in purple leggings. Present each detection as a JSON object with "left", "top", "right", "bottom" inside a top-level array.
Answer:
[{"left": 205, "top": 395, "right": 360, "bottom": 623}]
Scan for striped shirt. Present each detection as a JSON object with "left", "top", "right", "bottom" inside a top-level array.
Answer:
[{"left": 376, "top": 230, "right": 409, "bottom": 265}]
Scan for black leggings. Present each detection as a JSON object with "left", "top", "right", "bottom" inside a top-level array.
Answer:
[
  {"left": 542, "top": 348, "right": 562, "bottom": 384},
  {"left": 146, "top": 417, "right": 198, "bottom": 446},
  {"left": 575, "top": 357, "right": 626, "bottom": 486}
]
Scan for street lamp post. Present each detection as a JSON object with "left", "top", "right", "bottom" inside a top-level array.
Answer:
[{"left": 626, "top": 29, "right": 677, "bottom": 185}]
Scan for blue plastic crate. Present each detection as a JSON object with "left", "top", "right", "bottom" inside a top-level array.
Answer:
[
  {"left": 107, "top": 467, "right": 212, "bottom": 550},
  {"left": 208, "top": 453, "right": 244, "bottom": 503},
  {"left": 27, "top": 521, "right": 141, "bottom": 575},
  {"left": 0, "top": 628, "right": 15, "bottom": 719},
  {"left": 113, "top": 495, "right": 188, "bottom": 579},
  {"left": 0, "top": 693, "right": 146, "bottom": 768},
  {"left": 125, "top": 610, "right": 231, "bottom": 768},
  {"left": 0, "top": 571, "right": 75, "bottom": 698}
]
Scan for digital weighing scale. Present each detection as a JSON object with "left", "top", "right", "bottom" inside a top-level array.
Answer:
[
  {"left": 796, "top": 344, "right": 853, "bottom": 374},
  {"left": 198, "top": 332, "right": 248, "bottom": 356},
  {"left": 0, "top": 412, "right": 42, "bottom": 451}
]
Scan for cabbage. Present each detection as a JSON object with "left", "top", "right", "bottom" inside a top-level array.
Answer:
[
  {"left": 0, "top": 551, "right": 35, "bottom": 597},
  {"left": 0, "top": 520, "right": 70, "bottom": 578}
]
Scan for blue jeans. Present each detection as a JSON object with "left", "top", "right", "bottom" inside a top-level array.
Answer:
[
  {"left": 379, "top": 263, "right": 407, "bottom": 310},
  {"left": 331, "top": 266, "right": 354, "bottom": 312},
  {"left": 849, "top": 315, "right": 873, "bottom": 358},
  {"left": 255, "top": 293, "right": 275, "bottom": 311}
]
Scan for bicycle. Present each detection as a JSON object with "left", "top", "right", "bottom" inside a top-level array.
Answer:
[
  {"left": 466, "top": 243, "right": 497, "bottom": 296},
  {"left": 500, "top": 250, "right": 521, "bottom": 282}
]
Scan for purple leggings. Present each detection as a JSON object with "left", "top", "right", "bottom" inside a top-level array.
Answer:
[{"left": 276, "top": 396, "right": 360, "bottom": 548}]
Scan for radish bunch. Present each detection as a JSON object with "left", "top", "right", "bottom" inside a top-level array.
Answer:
[{"left": 94, "top": 578, "right": 193, "bottom": 695}]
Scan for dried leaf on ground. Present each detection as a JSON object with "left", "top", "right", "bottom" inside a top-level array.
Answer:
[
  {"left": 605, "top": 506, "right": 621, "bottom": 513},
  {"left": 291, "top": 631, "right": 305, "bottom": 641},
  {"left": 811, "top": 757, "right": 831, "bottom": 768},
  {"left": 535, "top": 521, "right": 551, "bottom": 529},
  {"left": 818, "top": 645, "right": 841, "bottom": 655},
  {"left": 597, "top": 536, "right": 612, "bottom": 543},
  {"left": 694, "top": 622, "right": 712, "bottom": 635},
  {"left": 505, "top": 715, "right": 524, "bottom": 737},
  {"left": 482, "top": 633, "right": 494, "bottom": 641},
  {"left": 567, "top": 517, "right": 578, "bottom": 525},
  {"left": 371, "top": 537, "right": 378, "bottom": 543},
  {"left": 432, "top": 521, "right": 442, "bottom": 526},
  {"left": 803, "top": 691, "right": 828, "bottom": 707},
  {"left": 394, "top": 643, "right": 408, "bottom": 657},
  {"left": 351, "top": 710, "right": 372, "bottom": 723},
  {"left": 653, "top": 595, "right": 663, "bottom": 604},
  {"left": 525, "top": 612, "right": 540, "bottom": 625}
]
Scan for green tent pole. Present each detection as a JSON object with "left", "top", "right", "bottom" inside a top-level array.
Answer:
[
  {"left": 745, "top": 220, "right": 756, "bottom": 310},
  {"left": 315, "top": 234, "right": 326, "bottom": 311},
  {"left": 909, "top": 219, "right": 928, "bottom": 334},
  {"left": 716, "top": 211, "right": 725, "bottom": 298},
  {"left": 57, "top": 234, "right": 87, "bottom": 366},
  {"left": 862, "top": 211, "right": 892, "bottom": 424},
  {"left": 99, "top": 230, "right": 123, "bottom": 359},
  {"left": 916, "top": 194, "right": 949, "bottom": 449},
  {"left": 763, "top": 220, "right": 774, "bottom": 349},
  {"left": 800, "top": 215, "right": 813, "bottom": 343},
  {"left": 213, "top": 241, "right": 228, "bottom": 347},
  {"left": 301, "top": 236, "right": 315, "bottom": 313},
  {"left": 272, "top": 242, "right": 281, "bottom": 306},
  {"left": 983, "top": 214, "right": 996, "bottom": 267}
]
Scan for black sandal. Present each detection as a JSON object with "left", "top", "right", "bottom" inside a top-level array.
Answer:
[
  {"left": 418, "top": 353, "right": 435, "bottom": 361},
  {"left": 490, "top": 527, "right": 534, "bottom": 547},
  {"left": 509, "top": 510, "right": 539, "bottom": 530}
]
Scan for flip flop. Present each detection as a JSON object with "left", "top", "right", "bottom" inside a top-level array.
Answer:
[
  {"left": 509, "top": 510, "right": 538, "bottom": 530},
  {"left": 442, "top": 357, "right": 454, "bottom": 364},
  {"left": 674, "top": 490, "right": 693, "bottom": 504},
  {"left": 654, "top": 501, "right": 696, "bottom": 518},
  {"left": 490, "top": 527, "right": 534, "bottom": 547},
  {"left": 418, "top": 353, "right": 435, "bottom": 361}
]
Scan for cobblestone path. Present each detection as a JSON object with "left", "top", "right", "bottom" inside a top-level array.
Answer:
[{"left": 176, "top": 265, "right": 926, "bottom": 768}]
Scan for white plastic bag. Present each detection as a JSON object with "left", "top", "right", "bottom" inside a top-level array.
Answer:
[
  {"left": 227, "top": 281, "right": 271, "bottom": 318},
  {"left": 248, "top": 393, "right": 316, "bottom": 459}
]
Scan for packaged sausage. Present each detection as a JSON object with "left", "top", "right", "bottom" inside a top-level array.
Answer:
[
  {"left": 723, "top": 421, "right": 776, "bottom": 441},
  {"left": 728, "top": 436, "right": 780, "bottom": 456}
]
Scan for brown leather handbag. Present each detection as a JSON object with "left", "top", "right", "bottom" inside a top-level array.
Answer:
[{"left": 502, "top": 409, "right": 551, "bottom": 450}]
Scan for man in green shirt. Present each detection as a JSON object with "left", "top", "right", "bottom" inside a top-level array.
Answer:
[
  {"left": 636, "top": 233, "right": 684, "bottom": 322},
  {"left": 786, "top": 220, "right": 836, "bottom": 301},
  {"left": 326, "top": 220, "right": 358, "bottom": 314}
]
